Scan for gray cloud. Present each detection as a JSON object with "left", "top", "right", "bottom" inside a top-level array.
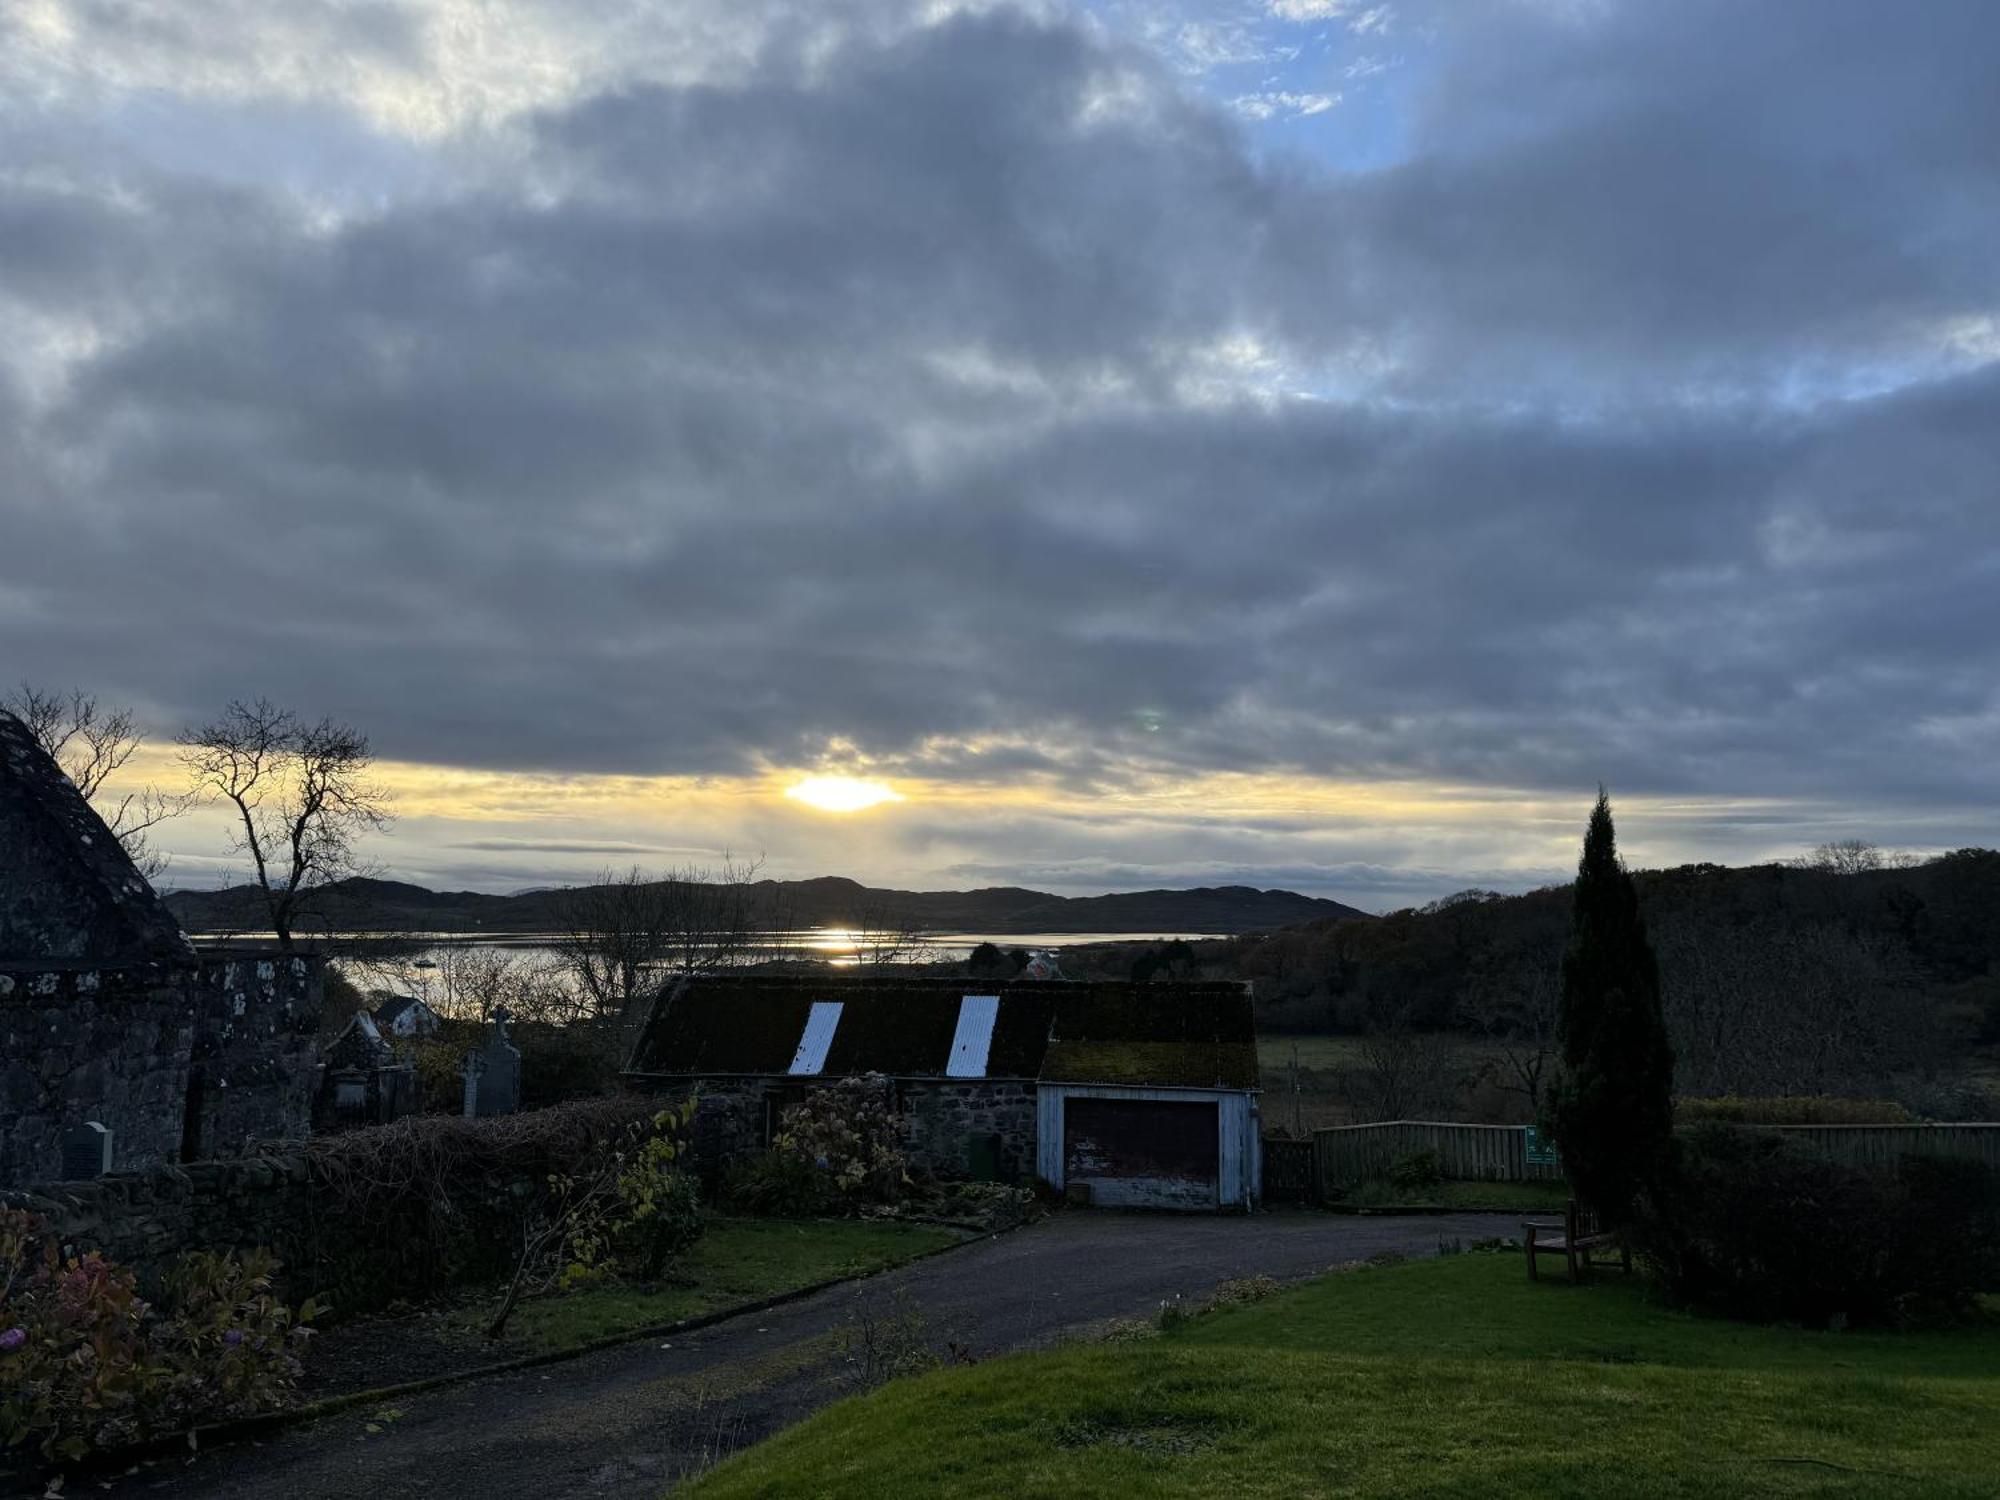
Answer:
[{"left": 1, "top": 0, "right": 1996, "bottom": 893}]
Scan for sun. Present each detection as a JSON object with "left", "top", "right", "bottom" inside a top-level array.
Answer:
[{"left": 784, "top": 775, "right": 905, "bottom": 813}]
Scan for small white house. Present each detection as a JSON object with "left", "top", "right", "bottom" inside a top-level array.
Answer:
[{"left": 372, "top": 993, "right": 442, "bottom": 1038}]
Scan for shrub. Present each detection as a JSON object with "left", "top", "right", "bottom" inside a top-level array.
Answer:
[
  {"left": 0, "top": 1210, "right": 313, "bottom": 1463},
  {"left": 719, "top": 1076, "right": 911, "bottom": 1218},
  {"left": 0, "top": 1216, "right": 157, "bottom": 1461},
  {"left": 722, "top": 1149, "right": 842, "bottom": 1218},
  {"left": 151, "top": 1250, "right": 316, "bottom": 1429},
  {"left": 1895, "top": 1080, "right": 2000, "bottom": 1123},
  {"left": 1388, "top": 1148, "right": 1443, "bottom": 1190},
  {"left": 1630, "top": 1125, "right": 2000, "bottom": 1326},
  {"left": 773, "top": 1074, "right": 909, "bottom": 1208},
  {"left": 487, "top": 1102, "right": 703, "bottom": 1336},
  {"left": 607, "top": 1131, "right": 703, "bottom": 1280},
  {"left": 1676, "top": 1096, "right": 1916, "bottom": 1126},
  {"left": 296, "top": 1094, "right": 668, "bottom": 1310}
]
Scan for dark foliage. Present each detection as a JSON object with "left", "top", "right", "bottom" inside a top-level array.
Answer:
[
  {"left": 1225, "top": 849, "right": 1999, "bottom": 1080},
  {"left": 0, "top": 1210, "right": 313, "bottom": 1462},
  {"left": 720, "top": 1149, "right": 840, "bottom": 1219},
  {"left": 1631, "top": 1125, "right": 2000, "bottom": 1326},
  {"left": 965, "top": 941, "right": 1008, "bottom": 975},
  {"left": 293, "top": 1095, "right": 665, "bottom": 1311},
  {"left": 1546, "top": 792, "right": 1674, "bottom": 1221},
  {"left": 1387, "top": 1148, "right": 1443, "bottom": 1190}
]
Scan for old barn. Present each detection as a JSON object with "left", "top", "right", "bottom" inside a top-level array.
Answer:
[{"left": 623, "top": 974, "right": 1261, "bottom": 1210}]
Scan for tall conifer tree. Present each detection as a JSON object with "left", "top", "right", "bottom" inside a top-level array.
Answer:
[{"left": 1547, "top": 790, "right": 1674, "bottom": 1220}]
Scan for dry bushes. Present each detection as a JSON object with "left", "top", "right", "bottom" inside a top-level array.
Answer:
[{"left": 282, "top": 1095, "right": 666, "bottom": 1312}]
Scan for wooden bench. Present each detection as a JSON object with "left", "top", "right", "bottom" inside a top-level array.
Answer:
[{"left": 1523, "top": 1201, "right": 1631, "bottom": 1281}]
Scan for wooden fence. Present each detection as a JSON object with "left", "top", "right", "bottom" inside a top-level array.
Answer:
[
  {"left": 1312, "top": 1121, "right": 1567, "bottom": 1192},
  {"left": 1310, "top": 1120, "right": 2000, "bottom": 1198}
]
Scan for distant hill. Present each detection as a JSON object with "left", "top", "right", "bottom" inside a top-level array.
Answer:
[
  {"left": 1225, "top": 848, "right": 2000, "bottom": 1102},
  {"left": 164, "top": 873, "right": 1371, "bottom": 938}
]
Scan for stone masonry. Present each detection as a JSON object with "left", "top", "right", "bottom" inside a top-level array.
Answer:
[
  {"left": 0, "top": 709, "right": 324, "bottom": 1186},
  {"left": 683, "top": 1076, "right": 1037, "bottom": 1183}
]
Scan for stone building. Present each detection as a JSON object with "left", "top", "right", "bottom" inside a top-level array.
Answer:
[
  {"left": 624, "top": 973, "right": 1263, "bottom": 1209},
  {"left": 0, "top": 710, "right": 323, "bottom": 1187}
]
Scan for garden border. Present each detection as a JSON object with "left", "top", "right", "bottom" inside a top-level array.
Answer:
[{"left": 7, "top": 1216, "right": 1013, "bottom": 1492}]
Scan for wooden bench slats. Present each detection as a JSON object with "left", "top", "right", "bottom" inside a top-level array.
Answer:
[{"left": 1524, "top": 1200, "right": 1631, "bottom": 1281}]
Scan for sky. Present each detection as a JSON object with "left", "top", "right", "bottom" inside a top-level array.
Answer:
[{"left": 1, "top": 0, "right": 1996, "bottom": 911}]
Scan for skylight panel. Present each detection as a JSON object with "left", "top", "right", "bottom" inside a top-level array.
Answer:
[
  {"left": 947, "top": 994, "right": 1000, "bottom": 1078},
  {"left": 788, "top": 1001, "right": 844, "bottom": 1075}
]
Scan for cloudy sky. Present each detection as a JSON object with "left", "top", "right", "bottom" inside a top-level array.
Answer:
[{"left": 2, "top": 0, "right": 1995, "bottom": 909}]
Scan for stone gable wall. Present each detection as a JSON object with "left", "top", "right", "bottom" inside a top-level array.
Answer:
[
  {"left": 0, "top": 711, "right": 193, "bottom": 963},
  {"left": 0, "top": 951, "right": 322, "bottom": 1188}
]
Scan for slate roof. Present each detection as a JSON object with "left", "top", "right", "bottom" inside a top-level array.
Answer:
[
  {"left": 625, "top": 974, "right": 1259, "bottom": 1091},
  {"left": 373, "top": 994, "right": 436, "bottom": 1026},
  {"left": 0, "top": 710, "right": 193, "bottom": 964}
]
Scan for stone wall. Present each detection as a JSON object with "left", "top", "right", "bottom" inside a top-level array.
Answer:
[
  {"left": 6, "top": 1154, "right": 315, "bottom": 1296},
  {"left": 668, "top": 1075, "right": 1038, "bottom": 1182},
  {"left": 0, "top": 950, "right": 322, "bottom": 1188},
  {"left": 902, "top": 1080, "right": 1037, "bottom": 1181}
]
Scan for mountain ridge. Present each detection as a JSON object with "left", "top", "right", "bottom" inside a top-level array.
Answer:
[{"left": 163, "top": 874, "right": 1373, "bottom": 937}]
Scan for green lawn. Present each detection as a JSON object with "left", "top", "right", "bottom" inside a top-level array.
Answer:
[
  {"left": 487, "top": 1218, "right": 962, "bottom": 1354},
  {"left": 686, "top": 1250, "right": 2000, "bottom": 1499}
]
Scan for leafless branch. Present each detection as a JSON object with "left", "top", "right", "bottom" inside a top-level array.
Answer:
[{"left": 176, "top": 698, "right": 393, "bottom": 949}]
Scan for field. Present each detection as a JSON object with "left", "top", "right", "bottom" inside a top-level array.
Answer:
[
  {"left": 688, "top": 1249, "right": 2000, "bottom": 1499},
  {"left": 1258, "top": 1034, "right": 1523, "bottom": 1131}
]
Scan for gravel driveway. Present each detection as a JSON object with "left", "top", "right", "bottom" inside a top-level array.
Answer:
[{"left": 91, "top": 1210, "right": 1509, "bottom": 1500}]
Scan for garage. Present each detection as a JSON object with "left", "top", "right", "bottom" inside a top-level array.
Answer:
[{"left": 1061, "top": 1096, "right": 1220, "bottom": 1209}]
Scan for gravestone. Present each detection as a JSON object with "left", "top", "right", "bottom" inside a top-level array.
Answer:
[
  {"left": 61, "top": 1120, "right": 113, "bottom": 1179},
  {"left": 462, "top": 1005, "right": 522, "bottom": 1118}
]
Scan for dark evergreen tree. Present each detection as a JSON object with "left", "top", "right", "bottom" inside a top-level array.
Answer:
[
  {"left": 965, "top": 941, "right": 1007, "bottom": 975},
  {"left": 1547, "top": 790, "right": 1675, "bottom": 1221}
]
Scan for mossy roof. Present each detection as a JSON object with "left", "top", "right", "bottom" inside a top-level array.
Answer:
[{"left": 624, "top": 975, "right": 1259, "bottom": 1090}]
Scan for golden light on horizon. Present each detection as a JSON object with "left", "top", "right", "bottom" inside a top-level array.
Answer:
[{"left": 783, "top": 775, "right": 905, "bottom": 813}]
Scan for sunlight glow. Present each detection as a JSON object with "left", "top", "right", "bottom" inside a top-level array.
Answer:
[{"left": 784, "top": 776, "right": 905, "bottom": 813}]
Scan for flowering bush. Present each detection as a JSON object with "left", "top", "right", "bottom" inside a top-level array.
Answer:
[
  {"left": 152, "top": 1250, "right": 318, "bottom": 1427},
  {"left": 775, "top": 1074, "right": 909, "bottom": 1207},
  {"left": 0, "top": 1213, "right": 159, "bottom": 1461},
  {"left": 0, "top": 1209, "right": 315, "bottom": 1463}
]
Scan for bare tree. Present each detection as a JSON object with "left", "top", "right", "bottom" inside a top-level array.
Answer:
[
  {"left": 1352, "top": 997, "right": 1457, "bottom": 1121},
  {"left": 1458, "top": 953, "right": 1561, "bottom": 1110},
  {"left": 550, "top": 856, "right": 769, "bottom": 1025},
  {"left": 176, "top": 698, "right": 392, "bottom": 949},
  {"left": 6, "top": 682, "right": 189, "bottom": 877},
  {"left": 1653, "top": 914, "right": 1934, "bottom": 1097},
  {"left": 1798, "top": 839, "right": 1886, "bottom": 876},
  {"left": 847, "top": 892, "right": 937, "bottom": 969},
  {"left": 429, "top": 945, "right": 572, "bottom": 1025}
]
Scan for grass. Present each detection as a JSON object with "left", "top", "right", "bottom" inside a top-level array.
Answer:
[
  {"left": 1334, "top": 1178, "right": 1571, "bottom": 1212},
  {"left": 686, "top": 1250, "right": 2000, "bottom": 1499},
  {"left": 1259, "top": 1034, "right": 1514, "bottom": 1076},
  {"left": 482, "top": 1217, "right": 962, "bottom": 1354}
]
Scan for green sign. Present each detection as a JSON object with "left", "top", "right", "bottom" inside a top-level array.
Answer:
[{"left": 1523, "top": 1125, "right": 1561, "bottom": 1167}]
